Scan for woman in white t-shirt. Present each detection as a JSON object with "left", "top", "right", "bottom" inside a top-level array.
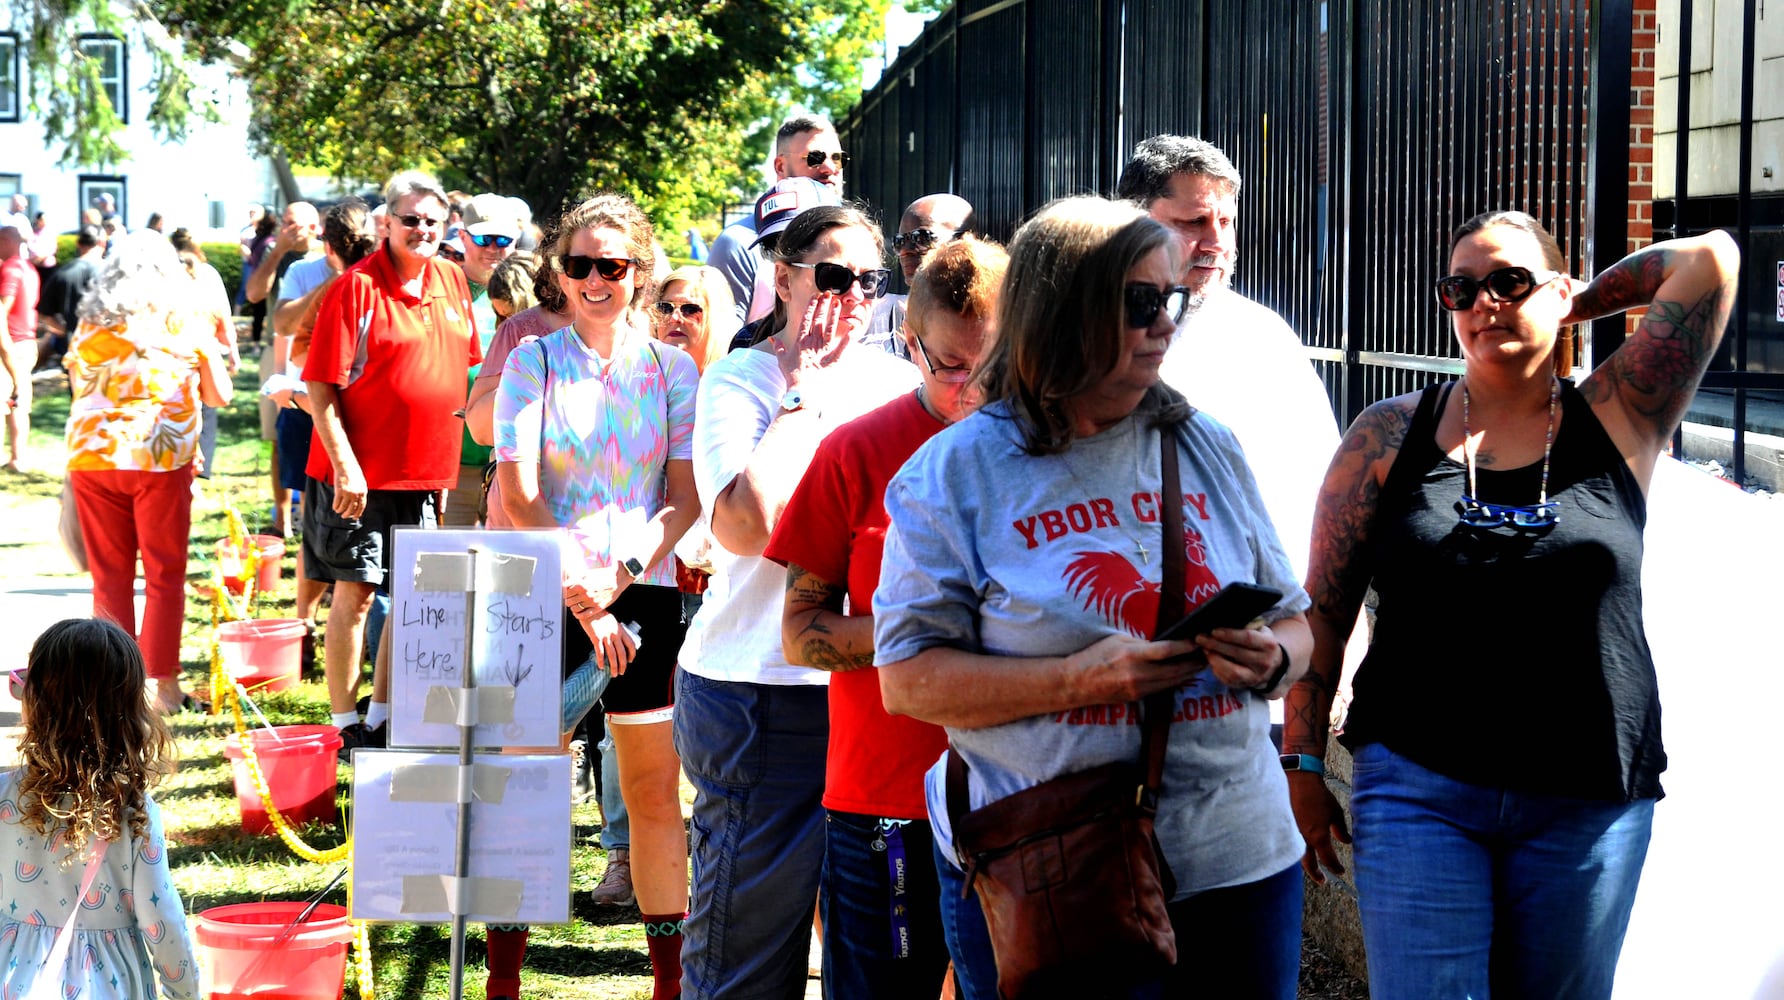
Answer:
[{"left": 675, "top": 204, "right": 918, "bottom": 998}]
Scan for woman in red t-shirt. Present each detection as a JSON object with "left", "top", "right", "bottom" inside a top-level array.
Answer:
[{"left": 763, "top": 236, "right": 1008, "bottom": 999}]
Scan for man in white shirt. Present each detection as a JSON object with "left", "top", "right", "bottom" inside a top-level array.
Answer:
[{"left": 1117, "top": 134, "right": 1338, "bottom": 584}]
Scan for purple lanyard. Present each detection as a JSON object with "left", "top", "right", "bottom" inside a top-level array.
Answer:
[{"left": 872, "top": 819, "right": 912, "bottom": 959}]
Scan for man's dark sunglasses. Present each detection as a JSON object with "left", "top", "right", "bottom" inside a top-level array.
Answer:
[
  {"left": 654, "top": 301, "right": 704, "bottom": 319},
  {"left": 1434, "top": 266, "right": 1560, "bottom": 311},
  {"left": 1124, "top": 283, "right": 1191, "bottom": 329},
  {"left": 395, "top": 213, "right": 445, "bottom": 230},
  {"left": 467, "top": 233, "right": 515, "bottom": 248},
  {"left": 804, "top": 150, "right": 851, "bottom": 169},
  {"left": 790, "top": 262, "right": 890, "bottom": 299},
  {"left": 892, "top": 228, "right": 957, "bottom": 254},
  {"left": 563, "top": 255, "right": 637, "bottom": 281}
]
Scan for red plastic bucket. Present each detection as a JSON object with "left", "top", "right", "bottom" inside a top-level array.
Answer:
[
  {"left": 221, "top": 725, "right": 342, "bottom": 835},
  {"left": 218, "top": 534, "right": 286, "bottom": 596},
  {"left": 195, "top": 901, "right": 352, "bottom": 1000},
  {"left": 217, "top": 618, "right": 306, "bottom": 694}
]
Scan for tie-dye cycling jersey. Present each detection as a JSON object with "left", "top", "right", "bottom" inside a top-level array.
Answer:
[{"left": 493, "top": 324, "right": 699, "bottom": 589}]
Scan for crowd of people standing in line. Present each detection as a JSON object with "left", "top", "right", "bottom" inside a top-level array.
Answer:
[{"left": 0, "top": 109, "right": 1741, "bottom": 1000}]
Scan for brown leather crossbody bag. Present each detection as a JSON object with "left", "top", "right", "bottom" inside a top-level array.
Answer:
[{"left": 944, "top": 424, "right": 1186, "bottom": 998}]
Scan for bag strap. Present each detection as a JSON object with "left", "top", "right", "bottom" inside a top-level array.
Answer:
[
  {"left": 25, "top": 837, "right": 108, "bottom": 1000},
  {"left": 1139, "top": 422, "right": 1185, "bottom": 798}
]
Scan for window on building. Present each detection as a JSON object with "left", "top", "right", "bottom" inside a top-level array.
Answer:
[
  {"left": 78, "top": 175, "right": 126, "bottom": 227},
  {"left": 77, "top": 35, "right": 126, "bottom": 122},
  {"left": 0, "top": 33, "right": 19, "bottom": 123}
]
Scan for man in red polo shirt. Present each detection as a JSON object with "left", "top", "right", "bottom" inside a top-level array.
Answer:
[{"left": 302, "top": 170, "right": 481, "bottom": 754}]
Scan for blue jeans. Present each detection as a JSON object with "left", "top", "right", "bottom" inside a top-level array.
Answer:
[
  {"left": 1349, "top": 742, "right": 1654, "bottom": 1000},
  {"left": 821, "top": 812, "right": 949, "bottom": 1000},
  {"left": 674, "top": 672, "right": 828, "bottom": 1000},
  {"left": 934, "top": 840, "right": 1302, "bottom": 999},
  {"left": 597, "top": 727, "right": 628, "bottom": 851}
]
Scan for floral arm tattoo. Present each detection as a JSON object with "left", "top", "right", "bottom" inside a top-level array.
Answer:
[
  {"left": 1574, "top": 240, "right": 1739, "bottom": 441},
  {"left": 784, "top": 562, "right": 874, "bottom": 672},
  {"left": 1281, "top": 397, "right": 1413, "bottom": 758}
]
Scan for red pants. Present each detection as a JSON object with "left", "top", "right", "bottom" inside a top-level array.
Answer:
[{"left": 69, "top": 465, "right": 195, "bottom": 681}]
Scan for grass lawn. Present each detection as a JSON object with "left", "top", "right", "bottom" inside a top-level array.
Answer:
[{"left": 5, "top": 358, "right": 657, "bottom": 999}]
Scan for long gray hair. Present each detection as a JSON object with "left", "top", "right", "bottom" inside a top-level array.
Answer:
[{"left": 76, "top": 230, "right": 189, "bottom": 327}]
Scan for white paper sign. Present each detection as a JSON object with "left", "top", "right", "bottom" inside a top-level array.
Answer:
[
  {"left": 389, "top": 528, "right": 564, "bottom": 750},
  {"left": 349, "top": 750, "right": 572, "bottom": 924}
]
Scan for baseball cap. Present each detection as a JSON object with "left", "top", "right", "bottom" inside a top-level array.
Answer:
[
  {"left": 749, "top": 177, "right": 843, "bottom": 250},
  {"left": 461, "top": 193, "right": 521, "bottom": 239}
]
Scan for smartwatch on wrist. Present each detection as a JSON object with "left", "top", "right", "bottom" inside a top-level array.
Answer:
[
  {"left": 621, "top": 556, "right": 645, "bottom": 579},
  {"left": 1280, "top": 754, "right": 1325, "bottom": 776},
  {"left": 779, "top": 387, "right": 804, "bottom": 412}
]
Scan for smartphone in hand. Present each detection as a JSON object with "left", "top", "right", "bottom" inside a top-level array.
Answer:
[{"left": 1156, "top": 582, "right": 1283, "bottom": 643}]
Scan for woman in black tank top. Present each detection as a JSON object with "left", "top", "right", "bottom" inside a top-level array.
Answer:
[{"left": 1281, "top": 211, "right": 1739, "bottom": 1000}]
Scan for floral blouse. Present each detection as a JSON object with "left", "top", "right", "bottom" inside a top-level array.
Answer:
[{"left": 64, "top": 310, "right": 216, "bottom": 473}]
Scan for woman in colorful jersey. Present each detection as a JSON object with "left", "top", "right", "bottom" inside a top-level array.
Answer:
[
  {"left": 875, "top": 196, "right": 1312, "bottom": 999},
  {"left": 764, "top": 235, "right": 1007, "bottom": 998},
  {"left": 493, "top": 193, "right": 700, "bottom": 1000},
  {"left": 64, "top": 231, "right": 233, "bottom": 714},
  {"left": 1284, "top": 212, "right": 1739, "bottom": 999}
]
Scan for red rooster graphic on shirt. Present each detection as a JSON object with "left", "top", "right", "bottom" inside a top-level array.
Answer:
[{"left": 1063, "top": 524, "right": 1224, "bottom": 636}]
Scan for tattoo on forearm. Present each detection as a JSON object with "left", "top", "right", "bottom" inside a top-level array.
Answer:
[
  {"left": 785, "top": 563, "right": 871, "bottom": 671},
  {"left": 1570, "top": 247, "right": 1670, "bottom": 322},
  {"left": 1308, "top": 400, "right": 1407, "bottom": 624}
]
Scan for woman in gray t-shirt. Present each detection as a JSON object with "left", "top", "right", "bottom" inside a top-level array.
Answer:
[{"left": 876, "top": 196, "right": 1313, "bottom": 1000}]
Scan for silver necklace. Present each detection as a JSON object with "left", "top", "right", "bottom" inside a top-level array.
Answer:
[
  {"left": 1461, "top": 375, "right": 1558, "bottom": 519},
  {"left": 1057, "top": 416, "right": 1152, "bottom": 564}
]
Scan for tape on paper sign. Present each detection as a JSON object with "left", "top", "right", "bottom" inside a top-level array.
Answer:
[
  {"left": 389, "top": 761, "right": 513, "bottom": 804},
  {"left": 413, "top": 551, "right": 538, "bottom": 596},
  {"left": 421, "top": 685, "right": 517, "bottom": 727},
  {"left": 400, "top": 874, "right": 524, "bottom": 918}
]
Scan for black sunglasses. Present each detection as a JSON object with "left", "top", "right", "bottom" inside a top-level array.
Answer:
[
  {"left": 790, "top": 262, "right": 890, "bottom": 299},
  {"left": 653, "top": 301, "right": 704, "bottom": 319},
  {"left": 1123, "top": 283, "right": 1191, "bottom": 329},
  {"left": 563, "top": 255, "right": 637, "bottom": 281},
  {"left": 1434, "top": 266, "right": 1559, "bottom": 311},
  {"left": 804, "top": 150, "right": 850, "bottom": 169},
  {"left": 395, "top": 213, "right": 445, "bottom": 230},
  {"left": 892, "top": 228, "right": 956, "bottom": 254},
  {"left": 467, "top": 233, "right": 515, "bottom": 248}
]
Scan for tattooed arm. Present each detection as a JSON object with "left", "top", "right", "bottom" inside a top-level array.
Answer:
[
  {"left": 1573, "top": 232, "right": 1740, "bottom": 476},
  {"left": 1282, "top": 393, "right": 1414, "bottom": 881},
  {"left": 782, "top": 563, "right": 877, "bottom": 671}
]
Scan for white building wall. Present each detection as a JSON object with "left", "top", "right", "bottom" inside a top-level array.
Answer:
[
  {"left": 0, "top": 9, "right": 279, "bottom": 240},
  {"left": 1653, "top": 0, "right": 1784, "bottom": 198}
]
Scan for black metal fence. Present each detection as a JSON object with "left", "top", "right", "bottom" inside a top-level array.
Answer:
[{"left": 840, "top": 0, "right": 1778, "bottom": 480}]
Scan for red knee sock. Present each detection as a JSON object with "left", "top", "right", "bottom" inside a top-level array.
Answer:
[
  {"left": 485, "top": 925, "right": 529, "bottom": 998},
  {"left": 642, "top": 912, "right": 685, "bottom": 1000}
]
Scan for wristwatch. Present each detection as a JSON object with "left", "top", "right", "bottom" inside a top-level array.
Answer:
[
  {"left": 780, "top": 387, "right": 805, "bottom": 412},
  {"left": 621, "top": 556, "right": 645, "bottom": 579},
  {"left": 1280, "top": 754, "right": 1325, "bottom": 776}
]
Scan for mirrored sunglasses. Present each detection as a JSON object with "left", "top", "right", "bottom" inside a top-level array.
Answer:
[
  {"left": 1434, "top": 266, "right": 1559, "bottom": 311},
  {"left": 654, "top": 301, "right": 704, "bottom": 319},
  {"left": 1123, "top": 283, "right": 1191, "bottom": 329},
  {"left": 913, "top": 333, "right": 974, "bottom": 384},
  {"left": 790, "top": 261, "right": 889, "bottom": 300},
  {"left": 804, "top": 150, "right": 851, "bottom": 169},
  {"left": 563, "top": 255, "right": 636, "bottom": 281},
  {"left": 892, "top": 228, "right": 955, "bottom": 254},
  {"left": 467, "top": 233, "right": 515, "bottom": 248},
  {"left": 1455, "top": 496, "right": 1561, "bottom": 531}
]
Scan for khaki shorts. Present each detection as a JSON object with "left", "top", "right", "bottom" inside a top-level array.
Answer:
[{"left": 0, "top": 338, "right": 37, "bottom": 419}]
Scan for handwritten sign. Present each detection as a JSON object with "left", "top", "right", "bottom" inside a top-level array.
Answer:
[
  {"left": 349, "top": 750, "right": 572, "bottom": 924},
  {"left": 389, "top": 528, "right": 564, "bottom": 749}
]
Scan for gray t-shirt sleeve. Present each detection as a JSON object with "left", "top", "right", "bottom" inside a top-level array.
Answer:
[{"left": 875, "top": 464, "right": 984, "bottom": 665}]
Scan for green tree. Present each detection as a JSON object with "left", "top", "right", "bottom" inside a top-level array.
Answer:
[{"left": 11, "top": 0, "right": 906, "bottom": 237}]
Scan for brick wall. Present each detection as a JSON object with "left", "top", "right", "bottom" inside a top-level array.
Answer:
[{"left": 1629, "top": 0, "right": 1658, "bottom": 256}]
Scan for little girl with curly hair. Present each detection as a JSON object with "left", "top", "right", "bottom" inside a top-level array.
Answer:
[{"left": 0, "top": 618, "right": 200, "bottom": 998}]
